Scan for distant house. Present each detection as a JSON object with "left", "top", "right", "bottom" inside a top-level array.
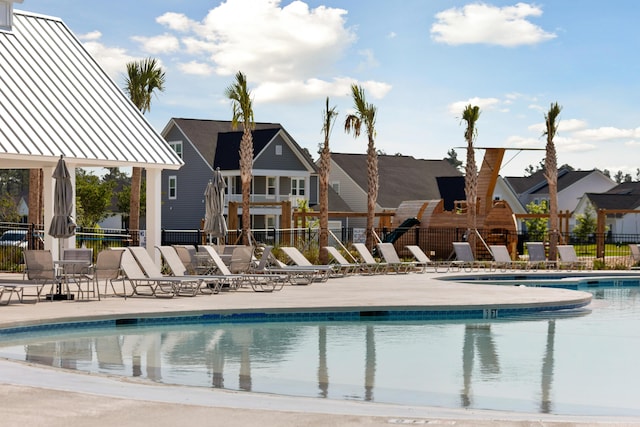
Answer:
[
  {"left": 161, "top": 118, "right": 318, "bottom": 230},
  {"left": 502, "top": 168, "right": 616, "bottom": 212},
  {"left": 575, "top": 182, "right": 640, "bottom": 235},
  {"left": 327, "top": 153, "right": 462, "bottom": 227}
]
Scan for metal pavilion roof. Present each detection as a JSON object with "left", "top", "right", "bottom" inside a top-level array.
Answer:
[{"left": 0, "top": 10, "right": 183, "bottom": 170}]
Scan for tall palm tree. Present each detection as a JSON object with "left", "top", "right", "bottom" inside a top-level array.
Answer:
[
  {"left": 544, "top": 102, "right": 562, "bottom": 262},
  {"left": 225, "top": 71, "right": 255, "bottom": 245},
  {"left": 462, "top": 104, "right": 481, "bottom": 254},
  {"left": 319, "top": 97, "right": 338, "bottom": 264},
  {"left": 345, "top": 85, "right": 378, "bottom": 250},
  {"left": 124, "top": 57, "right": 166, "bottom": 242}
]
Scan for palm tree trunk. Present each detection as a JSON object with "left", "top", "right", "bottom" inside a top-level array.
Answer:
[
  {"left": 319, "top": 145, "right": 330, "bottom": 264},
  {"left": 366, "top": 138, "right": 378, "bottom": 250},
  {"left": 129, "top": 166, "right": 142, "bottom": 245},
  {"left": 239, "top": 128, "right": 253, "bottom": 245},
  {"left": 545, "top": 146, "right": 558, "bottom": 261},
  {"left": 465, "top": 147, "right": 478, "bottom": 253}
]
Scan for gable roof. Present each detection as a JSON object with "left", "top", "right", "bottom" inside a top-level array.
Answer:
[
  {"left": 584, "top": 182, "right": 640, "bottom": 211},
  {"left": 166, "top": 118, "right": 282, "bottom": 167},
  {"left": 0, "top": 11, "right": 182, "bottom": 170},
  {"left": 331, "top": 153, "right": 462, "bottom": 208},
  {"left": 214, "top": 128, "right": 281, "bottom": 169},
  {"left": 530, "top": 170, "right": 594, "bottom": 194}
]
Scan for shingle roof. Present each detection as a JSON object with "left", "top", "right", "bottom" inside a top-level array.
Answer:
[
  {"left": 331, "top": 153, "right": 461, "bottom": 208},
  {"left": 586, "top": 193, "right": 640, "bottom": 210},
  {"left": 168, "top": 118, "right": 282, "bottom": 167},
  {"left": 214, "top": 128, "right": 281, "bottom": 169},
  {"left": 0, "top": 11, "right": 182, "bottom": 169},
  {"left": 530, "top": 170, "right": 593, "bottom": 194},
  {"left": 603, "top": 181, "right": 640, "bottom": 195}
]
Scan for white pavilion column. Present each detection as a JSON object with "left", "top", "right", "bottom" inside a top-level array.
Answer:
[{"left": 145, "top": 168, "right": 162, "bottom": 264}]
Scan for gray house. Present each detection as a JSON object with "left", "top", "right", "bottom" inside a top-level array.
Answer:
[{"left": 161, "top": 118, "right": 318, "bottom": 230}]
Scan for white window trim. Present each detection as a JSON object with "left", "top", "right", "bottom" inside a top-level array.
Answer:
[
  {"left": 168, "top": 175, "right": 177, "bottom": 200},
  {"left": 291, "top": 177, "right": 305, "bottom": 196},
  {"left": 266, "top": 176, "right": 277, "bottom": 195},
  {"left": 168, "top": 141, "right": 183, "bottom": 159}
]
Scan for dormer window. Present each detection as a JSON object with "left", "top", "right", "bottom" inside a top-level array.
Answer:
[{"left": 0, "top": 1, "right": 23, "bottom": 32}]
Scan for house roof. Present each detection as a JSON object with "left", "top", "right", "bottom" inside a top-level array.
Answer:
[
  {"left": 583, "top": 182, "right": 640, "bottom": 211},
  {"left": 0, "top": 11, "right": 182, "bottom": 170},
  {"left": 166, "top": 118, "right": 282, "bottom": 167},
  {"left": 214, "top": 128, "right": 282, "bottom": 169},
  {"left": 530, "top": 170, "right": 594, "bottom": 194},
  {"left": 586, "top": 193, "right": 640, "bottom": 210},
  {"left": 331, "top": 153, "right": 462, "bottom": 208}
]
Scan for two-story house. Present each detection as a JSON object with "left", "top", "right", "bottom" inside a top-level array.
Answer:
[{"left": 161, "top": 118, "right": 317, "bottom": 230}]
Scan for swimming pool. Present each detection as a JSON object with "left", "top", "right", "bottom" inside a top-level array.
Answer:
[{"left": 0, "top": 279, "right": 638, "bottom": 416}]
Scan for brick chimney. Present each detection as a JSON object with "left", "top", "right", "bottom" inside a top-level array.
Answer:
[{"left": 0, "top": 0, "right": 23, "bottom": 32}]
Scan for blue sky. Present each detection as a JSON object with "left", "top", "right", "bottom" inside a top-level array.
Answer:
[{"left": 17, "top": 0, "right": 640, "bottom": 177}]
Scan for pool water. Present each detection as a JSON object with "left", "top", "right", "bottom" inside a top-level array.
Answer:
[{"left": 0, "top": 285, "right": 639, "bottom": 416}]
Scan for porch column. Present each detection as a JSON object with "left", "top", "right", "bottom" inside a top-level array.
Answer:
[{"left": 146, "top": 168, "right": 162, "bottom": 264}]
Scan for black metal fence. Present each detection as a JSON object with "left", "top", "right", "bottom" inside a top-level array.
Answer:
[{"left": 1, "top": 221, "right": 638, "bottom": 271}]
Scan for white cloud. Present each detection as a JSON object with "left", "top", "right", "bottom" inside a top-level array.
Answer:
[
  {"left": 149, "top": 0, "right": 389, "bottom": 103},
  {"left": 131, "top": 33, "right": 180, "bottom": 54},
  {"left": 431, "top": 3, "right": 556, "bottom": 47},
  {"left": 156, "top": 12, "right": 197, "bottom": 32},
  {"left": 572, "top": 126, "right": 640, "bottom": 141},
  {"left": 448, "top": 97, "right": 501, "bottom": 116},
  {"left": 357, "top": 49, "right": 379, "bottom": 71},
  {"left": 78, "top": 31, "right": 102, "bottom": 41},
  {"left": 81, "top": 38, "right": 136, "bottom": 79},
  {"left": 387, "top": 31, "right": 397, "bottom": 39},
  {"left": 178, "top": 61, "right": 215, "bottom": 76}
]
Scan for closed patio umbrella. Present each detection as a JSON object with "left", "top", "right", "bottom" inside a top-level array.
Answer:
[
  {"left": 48, "top": 156, "right": 76, "bottom": 241},
  {"left": 203, "top": 168, "right": 227, "bottom": 244}
]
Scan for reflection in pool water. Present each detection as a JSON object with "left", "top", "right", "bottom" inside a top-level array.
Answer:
[{"left": 0, "top": 286, "right": 639, "bottom": 416}]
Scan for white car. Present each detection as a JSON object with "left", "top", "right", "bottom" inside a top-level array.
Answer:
[{"left": 0, "top": 230, "right": 28, "bottom": 249}]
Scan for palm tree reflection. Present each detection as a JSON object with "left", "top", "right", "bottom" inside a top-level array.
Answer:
[
  {"left": 364, "top": 325, "right": 376, "bottom": 401},
  {"left": 540, "top": 320, "right": 555, "bottom": 413},
  {"left": 318, "top": 325, "right": 329, "bottom": 397},
  {"left": 460, "top": 324, "right": 500, "bottom": 407}
]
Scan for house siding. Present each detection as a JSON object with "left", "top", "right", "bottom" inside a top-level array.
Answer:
[
  {"left": 330, "top": 161, "right": 368, "bottom": 227},
  {"left": 161, "top": 125, "right": 212, "bottom": 229},
  {"left": 254, "top": 135, "right": 307, "bottom": 171}
]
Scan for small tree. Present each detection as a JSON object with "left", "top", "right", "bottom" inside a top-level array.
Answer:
[
  {"left": 444, "top": 148, "right": 463, "bottom": 170},
  {"left": 75, "top": 169, "right": 115, "bottom": 228},
  {"left": 524, "top": 200, "right": 549, "bottom": 241},
  {"left": 572, "top": 201, "right": 597, "bottom": 242},
  {"left": 0, "top": 194, "right": 20, "bottom": 222}
]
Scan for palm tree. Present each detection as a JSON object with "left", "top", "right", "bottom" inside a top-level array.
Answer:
[
  {"left": 345, "top": 85, "right": 378, "bottom": 250},
  {"left": 225, "top": 71, "right": 255, "bottom": 245},
  {"left": 543, "top": 102, "right": 562, "bottom": 261},
  {"left": 124, "top": 57, "right": 166, "bottom": 242},
  {"left": 319, "top": 97, "right": 338, "bottom": 264},
  {"left": 462, "top": 104, "right": 481, "bottom": 254}
]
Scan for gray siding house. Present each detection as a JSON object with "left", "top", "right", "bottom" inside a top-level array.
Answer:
[{"left": 161, "top": 118, "right": 317, "bottom": 230}]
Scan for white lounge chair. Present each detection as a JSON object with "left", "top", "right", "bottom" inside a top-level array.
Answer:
[
  {"left": 280, "top": 246, "right": 336, "bottom": 281},
  {"left": 489, "top": 245, "right": 528, "bottom": 271},
  {"left": 352, "top": 243, "right": 387, "bottom": 274},
  {"left": 405, "top": 245, "right": 443, "bottom": 273},
  {"left": 323, "top": 246, "right": 359, "bottom": 275},
  {"left": 118, "top": 249, "right": 180, "bottom": 298},
  {"left": 376, "top": 243, "right": 415, "bottom": 274},
  {"left": 452, "top": 242, "right": 480, "bottom": 271},
  {"left": 251, "top": 246, "right": 316, "bottom": 286},
  {"left": 127, "top": 247, "right": 201, "bottom": 297}
]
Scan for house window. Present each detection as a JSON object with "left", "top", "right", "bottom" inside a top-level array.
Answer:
[
  {"left": 169, "top": 141, "right": 183, "bottom": 159},
  {"left": 265, "top": 215, "right": 276, "bottom": 228},
  {"left": 168, "top": 176, "right": 177, "bottom": 200},
  {"left": 291, "top": 178, "right": 305, "bottom": 196},
  {"left": 224, "top": 176, "right": 236, "bottom": 194},
  {"left": 267, "top": 177, "right": 276, "bottom": 195},
  {"left": 275, "top": 145, "right": 282, "bottom": 155},
  {"left": 331, "top": 182, "right": 340, "bottom": 194}
]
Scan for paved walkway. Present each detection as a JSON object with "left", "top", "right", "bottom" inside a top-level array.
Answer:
[{"left": 0, "top": 270, "right": 636, "bottom": 426}]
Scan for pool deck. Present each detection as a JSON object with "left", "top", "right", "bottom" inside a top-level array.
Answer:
[{"left": 0, "top": 269, "right": 637, "bottom": 427}]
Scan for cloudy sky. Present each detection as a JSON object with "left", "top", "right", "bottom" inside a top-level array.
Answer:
[{"left": 18, "top": 0, "right": 640, "bottom": 177}]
